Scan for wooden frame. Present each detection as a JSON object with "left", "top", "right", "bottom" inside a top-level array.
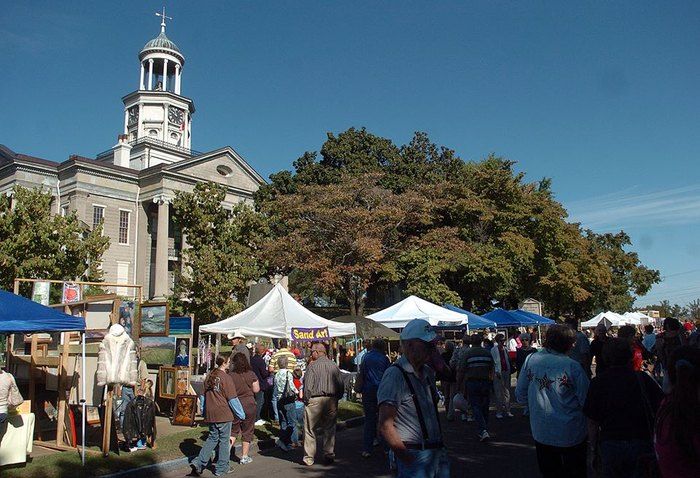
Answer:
[
  {"left": 175, "top": 368, "right": 190, "bottom": 396},
  {"left": 159, "top": 366, "right": 177, "bottom": 399},
  {"left": 139, "top": 301, "right": 169, "bottom": 336},
  {"left": 171, "top": 394, "right": 197, "bottom": 426},
  {"left": 140, "top": 336, "right": 176, "bottom": 366}
]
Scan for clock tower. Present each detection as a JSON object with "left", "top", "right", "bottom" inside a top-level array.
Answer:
[{"left": 114, "top": 8, "right": 196, "bottom": 169}]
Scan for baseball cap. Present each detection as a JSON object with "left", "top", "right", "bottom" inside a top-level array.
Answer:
[{"left": 400, "top": 318, "right": 437, "bottom": 342}]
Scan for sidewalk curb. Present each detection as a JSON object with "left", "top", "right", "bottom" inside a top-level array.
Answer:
[{"left": 101, "top": 416, "right": 364, "bottom": 478}]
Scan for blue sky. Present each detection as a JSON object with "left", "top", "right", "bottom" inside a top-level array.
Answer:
[{"left": 2, "top": 1, "right": 699, "bottom": 308}]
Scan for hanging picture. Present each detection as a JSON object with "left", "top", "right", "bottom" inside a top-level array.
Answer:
[
  {"left": 173, "top": 338, "right": 190, "bottom": 367},
  {"left": 175, "top": 368, "right": 190, "bottom": 396},
  {"left": 118, "top": 301, "right": 136, "bottom": 337},
  {"left": 140, "top": 336, "right": 176, "bottom": 366},
  {"left": 32, "top": 281, "right": 51, "bottom": 305},
  {"left": 62, "top": 282, "right": 82, "bottom": 304},
  {"left": 172, "top": 395, "right": 197, "bottom": 426},
  {"left": 159, "top": 366, "right": 177, "bottom": 399},
  {"left": 168, "top": 316, "right": 192, "bottom": 336},
  {"left": 139, "top": 302, "right": 168, "bottom": 336}
]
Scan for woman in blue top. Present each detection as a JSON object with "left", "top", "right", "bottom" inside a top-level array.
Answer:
[{"left": 516, "top": 324, "right": 590, "bottom": 478}]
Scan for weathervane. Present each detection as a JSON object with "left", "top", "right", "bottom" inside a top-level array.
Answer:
[{"left": 155, "top": 6, "right": 172, "bottom": 33}]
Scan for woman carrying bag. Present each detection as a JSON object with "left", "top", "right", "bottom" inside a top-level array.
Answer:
[{"left": 228, "top": 352, "right": 260, "bottom": 465}]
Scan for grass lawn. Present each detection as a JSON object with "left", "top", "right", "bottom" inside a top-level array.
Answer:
[{"left": 1, "top": 402, "right": 364, "bottom": 478}]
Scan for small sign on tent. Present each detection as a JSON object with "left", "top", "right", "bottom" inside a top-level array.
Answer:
[{"left": 291, "top": 327, "right": 329, "bottom": 342}]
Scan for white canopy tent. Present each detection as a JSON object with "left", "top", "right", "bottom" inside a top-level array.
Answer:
[
  {"left": 621, "top": 311, "right": 652, "bottom": 325},
  {"left": 367, "top": 295, "right": 466, "bottom": 329},
  {"left": 199, "top": 282, "right": 356, "bottom": 338},
  {"left": 581, "top": 311, "right": 626, "bottom": 328}
]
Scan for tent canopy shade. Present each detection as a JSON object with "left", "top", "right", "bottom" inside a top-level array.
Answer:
[
  {"left": 511, "top": 309, "right": 556, "bottom": 325},
  {"left": 330, "top": 315, "right": 400, "bottom": 340},
  {"left": 581, "top": 311, "right": 626, "bottom": 328},
  {"left": 0, "top": 290, "right": 86, "bottom": 332},
  {"left": 442, "top": 304, "right": 497, "bottom": 329},
  {"left": 482, "top": 308, "right": 539, "bottom": 327},
  {"left": 199, "top": 283, "right": 356, "bottom": 338},
  {"left": 367, "top": 295, "right": 466, "bottom": 329}
]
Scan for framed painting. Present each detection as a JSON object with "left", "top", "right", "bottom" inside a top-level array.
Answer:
[
  {"left": 139, "top": 302, "right": 169, "bottom": 336},
  {"left": 159, "top": 366, "right": 177, "bottom": 399},
  {"left": 173, "top": 338, "right": 190, "bottom": 367},
  {"left": 175, "top": 368, "right": 190, "bottom": 396},
  {"left": 118, "top": 300, "right": 137, "bottom": 337},
  {"left": 171, "top": 394, "right": 197, "bottom": 426},
  {"left": 140, "top": 336, "right": 176, "bottom": 367},
  {"left": 168, "top": 316, "right": 192, "bottom": 337}
]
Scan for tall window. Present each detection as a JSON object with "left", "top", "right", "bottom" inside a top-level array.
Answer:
[
  {"left": 119, "top": 210, "right": 130, "bottom": 245},
  {"left": 92, "top": 205, "right": 105, "bottom": 230}
]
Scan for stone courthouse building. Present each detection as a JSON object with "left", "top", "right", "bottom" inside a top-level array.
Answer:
[{"left": 0, "top": 18, "right": 265, "bottom": 299}]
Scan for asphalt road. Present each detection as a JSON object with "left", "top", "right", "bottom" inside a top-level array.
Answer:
[{"left": 153, "top": 405, "right": 541, "bottom": 478}]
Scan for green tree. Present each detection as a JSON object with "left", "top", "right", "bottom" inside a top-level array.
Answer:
[
  {"left": 0, "top": 186, "right": 109, "bottom": 293},
  {"left": 258, "top": 127, "right": 660, "bottom": 318},
  {"left": 172, "top": 182, "right": 268, "bottom": 325},
  {"left": 260, "top": 173, "right": 426, "bottom": 317}
]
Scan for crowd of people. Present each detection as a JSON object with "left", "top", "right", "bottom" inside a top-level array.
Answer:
[{"left": 188, "top": 317, "right": 700, "bottom": 478}]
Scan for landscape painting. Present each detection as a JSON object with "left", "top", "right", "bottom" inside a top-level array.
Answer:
[
  {"left": 139, "top": 302, "right": 168, "bottom": 336},
  {"left": 168, "top": 316, "right": 192, "bottom": 337},
  {"left": 140, "top": 336, "right": 176, "bottom": 366}
]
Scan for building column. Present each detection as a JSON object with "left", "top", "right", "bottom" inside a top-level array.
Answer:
[
  {"left": 139, "top": 62, "right": 145, "bottom": 90},
  {"left": 148, "top": 59, "right": 154, "bottom": 90},
  {"left": 163, "top": 59, "right": 169, "bottom": 91},
  {"left": 152, "top": 196, "right": 170, "bottom": 299},
  {"left": 174, "top": 64, "right": 181, "bottom": 95}
]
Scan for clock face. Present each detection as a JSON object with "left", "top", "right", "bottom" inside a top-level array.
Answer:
[
  {"left": 127, "top": 106, "right": 139, "bottom": 126},
  {"left": 168, "top": 106, "right": 185, "bottom": 125}
]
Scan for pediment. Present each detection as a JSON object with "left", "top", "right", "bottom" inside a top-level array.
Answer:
[{"left": 165, "top": 147, "right": 265, "bottom": 192}]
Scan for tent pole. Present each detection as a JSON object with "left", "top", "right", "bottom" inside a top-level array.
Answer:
[
  {"left": 538, "top": 325, "right": 542, "bottom": 345},
  {"left": 81, "top": 331, "right": 86, "bottom": 466},
  {"left": 207, "top": 334, "right": 211, "bottom": 373}
]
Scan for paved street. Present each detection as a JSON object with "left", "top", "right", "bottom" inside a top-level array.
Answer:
[{"left": 155, "top": 406, "right": 540, "bottom": 478}]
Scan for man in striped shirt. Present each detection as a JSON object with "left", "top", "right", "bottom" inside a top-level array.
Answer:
[
  {"left": 455, "top": 334, "right": 495, "bottom": 441},
  {"left": 269, "top": 339, "right": 297, "bottom": 372}
]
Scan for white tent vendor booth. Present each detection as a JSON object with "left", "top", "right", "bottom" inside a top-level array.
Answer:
[
  {"left": 367, "top": 295, "right": 466, "bottom": 329},
  {"left": 199, "top": 282, "right": 356, "bottom": 339},
  {"left": 581, "top": 311, "right": 626, "bottom": 328}
]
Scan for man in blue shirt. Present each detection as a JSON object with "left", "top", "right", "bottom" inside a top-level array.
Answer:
[
  {"left": 516, "top": 324, "right": 590, "bottom": 478},
  {"left": 357, "top": 339, "right": 390, "bottom": 458}
]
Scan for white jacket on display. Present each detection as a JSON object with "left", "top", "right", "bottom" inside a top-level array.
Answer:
[{"left": 97, "top": 324, "right": 138, "bottom": 386}]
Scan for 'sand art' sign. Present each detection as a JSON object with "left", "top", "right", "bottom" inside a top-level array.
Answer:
[{"left": 291, "top": 327, "right": 330, "bottom": 342}]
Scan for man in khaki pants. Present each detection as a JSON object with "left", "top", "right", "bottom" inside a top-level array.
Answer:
[{"left": 302, "top": 342, "right": 344, "bottom": 466}]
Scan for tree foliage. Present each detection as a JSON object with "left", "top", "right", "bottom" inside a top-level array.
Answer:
[
  {"left": 0, "top": 186, "right": 109, "bottom": 292},
  {"left": 257, "top": 128, "right": 660, "bottom": 318},
  {"left": 172, "top": 182, "right": 268, "bottom": 325}
]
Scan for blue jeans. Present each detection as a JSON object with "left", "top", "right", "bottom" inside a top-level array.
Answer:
[
  {"left": 362, "top": 391, "right": 379, "bottom": 453},
  {"left": 397, "top": 447, "right": 450, "bottom": 478},
  {"left": 191, "top": 422, "right": 232, "bottom": 475},
  {"left": 600, "top": 439, "right": 653, "bottom": 478},
  {"left": 119, "top": 386, "right": 135, "bottom": 428},
  {"left": 278, "top": 402, "right": 295, "bottom": 446},
  {"left": 291, "top": 401, "right": 304, "bottom": 443},
  {"left": 271, "top": 394, "right": 279, "bottom": 422},
  {"left": 466, "top": 380, "right": 491, "bottom": 433}
]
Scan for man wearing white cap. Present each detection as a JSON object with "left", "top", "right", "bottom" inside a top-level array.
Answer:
[
  {"left": 228, "top": 330, "right": 250, "bottom": 364},
  {"left": 378, "top": 318, "right": 450, "bottom": 478}
]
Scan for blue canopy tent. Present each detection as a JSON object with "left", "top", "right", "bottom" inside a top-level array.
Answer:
[
  {"left": 510, "top": 309, "right": 555, "bottom": 325},
  {"left": 443, "top": 304, "right": 497, "bottom": 331},
  {"left": 483, "top": 308, "right": 539, "bottom": 327},
  {"left": 0, "top": 289, "right": 86, "bottom": 332},
  {"left": 0, "top": 289, "right": 87, "bottom": 465}
]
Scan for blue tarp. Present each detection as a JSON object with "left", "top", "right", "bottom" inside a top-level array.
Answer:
[
  {"left": 0, "top": 289, "right": 86, "bottom": 333},
  {"left": 483, "top": 308, "right": 539, "bottom": 327},
  {"left": 443, "top": 304, "right": 497, "bottom": 329},
  {"left": 511, "top": 309, "right": 556, "bottom": 325}
]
